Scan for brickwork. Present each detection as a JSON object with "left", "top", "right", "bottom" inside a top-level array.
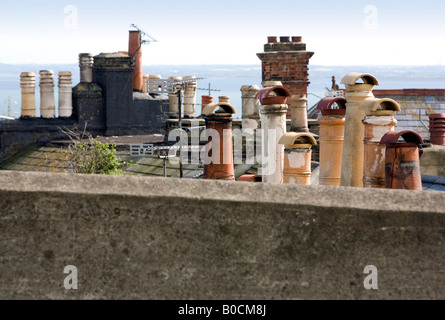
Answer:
[
  {"left": 373, "top": 89, "right": 445, "bottom": 141},
  {"left": 257, "top": 36, "right": 314, "bottom": 117}
]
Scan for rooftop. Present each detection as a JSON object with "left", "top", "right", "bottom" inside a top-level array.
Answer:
[{"left": 1, "top": 135, "right": 444, "bottom": 191}]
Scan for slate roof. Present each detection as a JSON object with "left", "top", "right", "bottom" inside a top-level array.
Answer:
[
  {"left": 119, "top": 150, "right": 203, "bottom": 178},
  {"left": 0, "top": 146, "right": 72, "bottom": 173},
  {"left": 0, "top": 144, "right": 203, "bottom": 179},
  {"left": 1, "top": 138, "right": 444, "bottom": 191},
  {"left": 421, "top": 175, "right": 445, "bottom": 192}
]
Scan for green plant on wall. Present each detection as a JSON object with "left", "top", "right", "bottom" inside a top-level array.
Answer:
[
  {"left": 61, "top": 124, "right": 131, "bottom": 175},
  {"left": 69, "top": 140, "right": 123, "bottom": 175}
]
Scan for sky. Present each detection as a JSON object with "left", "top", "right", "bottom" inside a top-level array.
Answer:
[{"left": 0, "top": 0, "right": 445, "bottom": 66}]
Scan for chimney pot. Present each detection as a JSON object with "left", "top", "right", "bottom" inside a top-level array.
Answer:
[
  {"left": 201, "top": 95, "right": 214, "bottom": 113},
  {"left": 203, "top": 96, "right": 235, "bottom": 180},
  {"left": 79, "top": 53, "right": 94, "bottom": 83},
  {"left": 219, "top": 96, "right": 230, "bottom": 104},
  {"left": 292, "top": 36, "right": 302, "bottom": 42},
  {"left": 267, "top": 36, "right": 277, "bottom": 43},
  {"left": 183, "top": 76, "right": 198, "bottom": 118},
  {"left": 58, "top": 71, "right": 73, "bottom": 118},
  {"left": 280, "top": 36, "right": 290, "bottom": 42},
  {"left": 129, "top": 30, "right": 143, "bottom": 92},
  {"left": 20, "top": 72, "right": 36, "bottom": 118},
  {"left": 39, "top": 70, "right": 56, "bottom": 118}
]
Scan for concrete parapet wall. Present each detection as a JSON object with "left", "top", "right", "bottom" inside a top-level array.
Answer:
[{"left": 0, "top": 170, "right": 444, "bottom": 299}]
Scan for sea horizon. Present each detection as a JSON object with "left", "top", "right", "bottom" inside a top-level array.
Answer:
[{"left": 2, "top": 63, "right": 445, "bottom": 118}]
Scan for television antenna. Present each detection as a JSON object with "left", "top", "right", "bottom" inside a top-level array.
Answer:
[
  {"left": 170, "top": 77, "right": 204, "bottom": 179},
  {"left": 130, "top": 24, "right": 158, "bottom": 44},
  {"left": 197, "top": 83, "right": 221, "bottom": 96}
]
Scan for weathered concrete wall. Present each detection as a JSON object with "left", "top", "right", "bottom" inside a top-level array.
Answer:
[
  {"left": 0, "top": 170, "right": 444, "bottom": 300},
  {"left": 420, "top": 144, "right": 445, "bottom": 176}
]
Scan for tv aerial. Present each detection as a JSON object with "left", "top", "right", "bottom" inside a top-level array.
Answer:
[
  {"left": 197, "top": 83, "right": 221, "bottom": 96},
  {"left": 130, "top": 24, "right": 158, "bottom": 44}
]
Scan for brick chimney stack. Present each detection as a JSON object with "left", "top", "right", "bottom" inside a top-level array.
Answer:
[{"left": 257, "top": 36, "right": 314, "bottom": 118}]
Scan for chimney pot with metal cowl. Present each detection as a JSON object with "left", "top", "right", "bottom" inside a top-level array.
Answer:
[
  {"left": 279, "top": 132, "right": 317, "bottom": 185},
  {"left": 202, "top": 96, "right": 236, "bottom": 180},
  {"left": 256, "top": 85, "right": 291, "bottom": 106},
  {"left": 20, "top": 72, "right": 36, "bottom": 118},
  {"left": 258, "top": 85, "right": 290, "bottom": 184},
  {"left": 129, "top": 30, "right": 143, "bottom": 92},
  {"left": 380, "top": 130, "right": 424, "bottom": 190},
  {"left": 339, "top": 72, "right": 379, "bottom": 187},
  {"left": 316, "top": 97, "right": 347, "bottom": 186},
  {"left": 362, "top": 98, "right": 400, "bottom": 188}
]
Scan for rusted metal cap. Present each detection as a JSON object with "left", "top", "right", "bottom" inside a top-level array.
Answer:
[
  {"left": 380, "top": 130, "right": 424, "bottom": 146},
  {"left": 237, "top": 174, "right": 262, "bottom": 182},
  {"left": 278, "top": 132, "right": 317, "bottom": 149},
  {"left": 316, "top": 97, "right": 347, "bottom": 116},
  {"left": 256, "top": 85, "right": 291, "bottom": 105}
]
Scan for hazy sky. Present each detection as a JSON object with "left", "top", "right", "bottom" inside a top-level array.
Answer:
[{"left": 1, "top": 0, "right": 444, "bottom": 65}]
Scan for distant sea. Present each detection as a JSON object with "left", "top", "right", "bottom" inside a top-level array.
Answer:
[{"left": 1, "top": 63, "right": 445, "bottom": 118}]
